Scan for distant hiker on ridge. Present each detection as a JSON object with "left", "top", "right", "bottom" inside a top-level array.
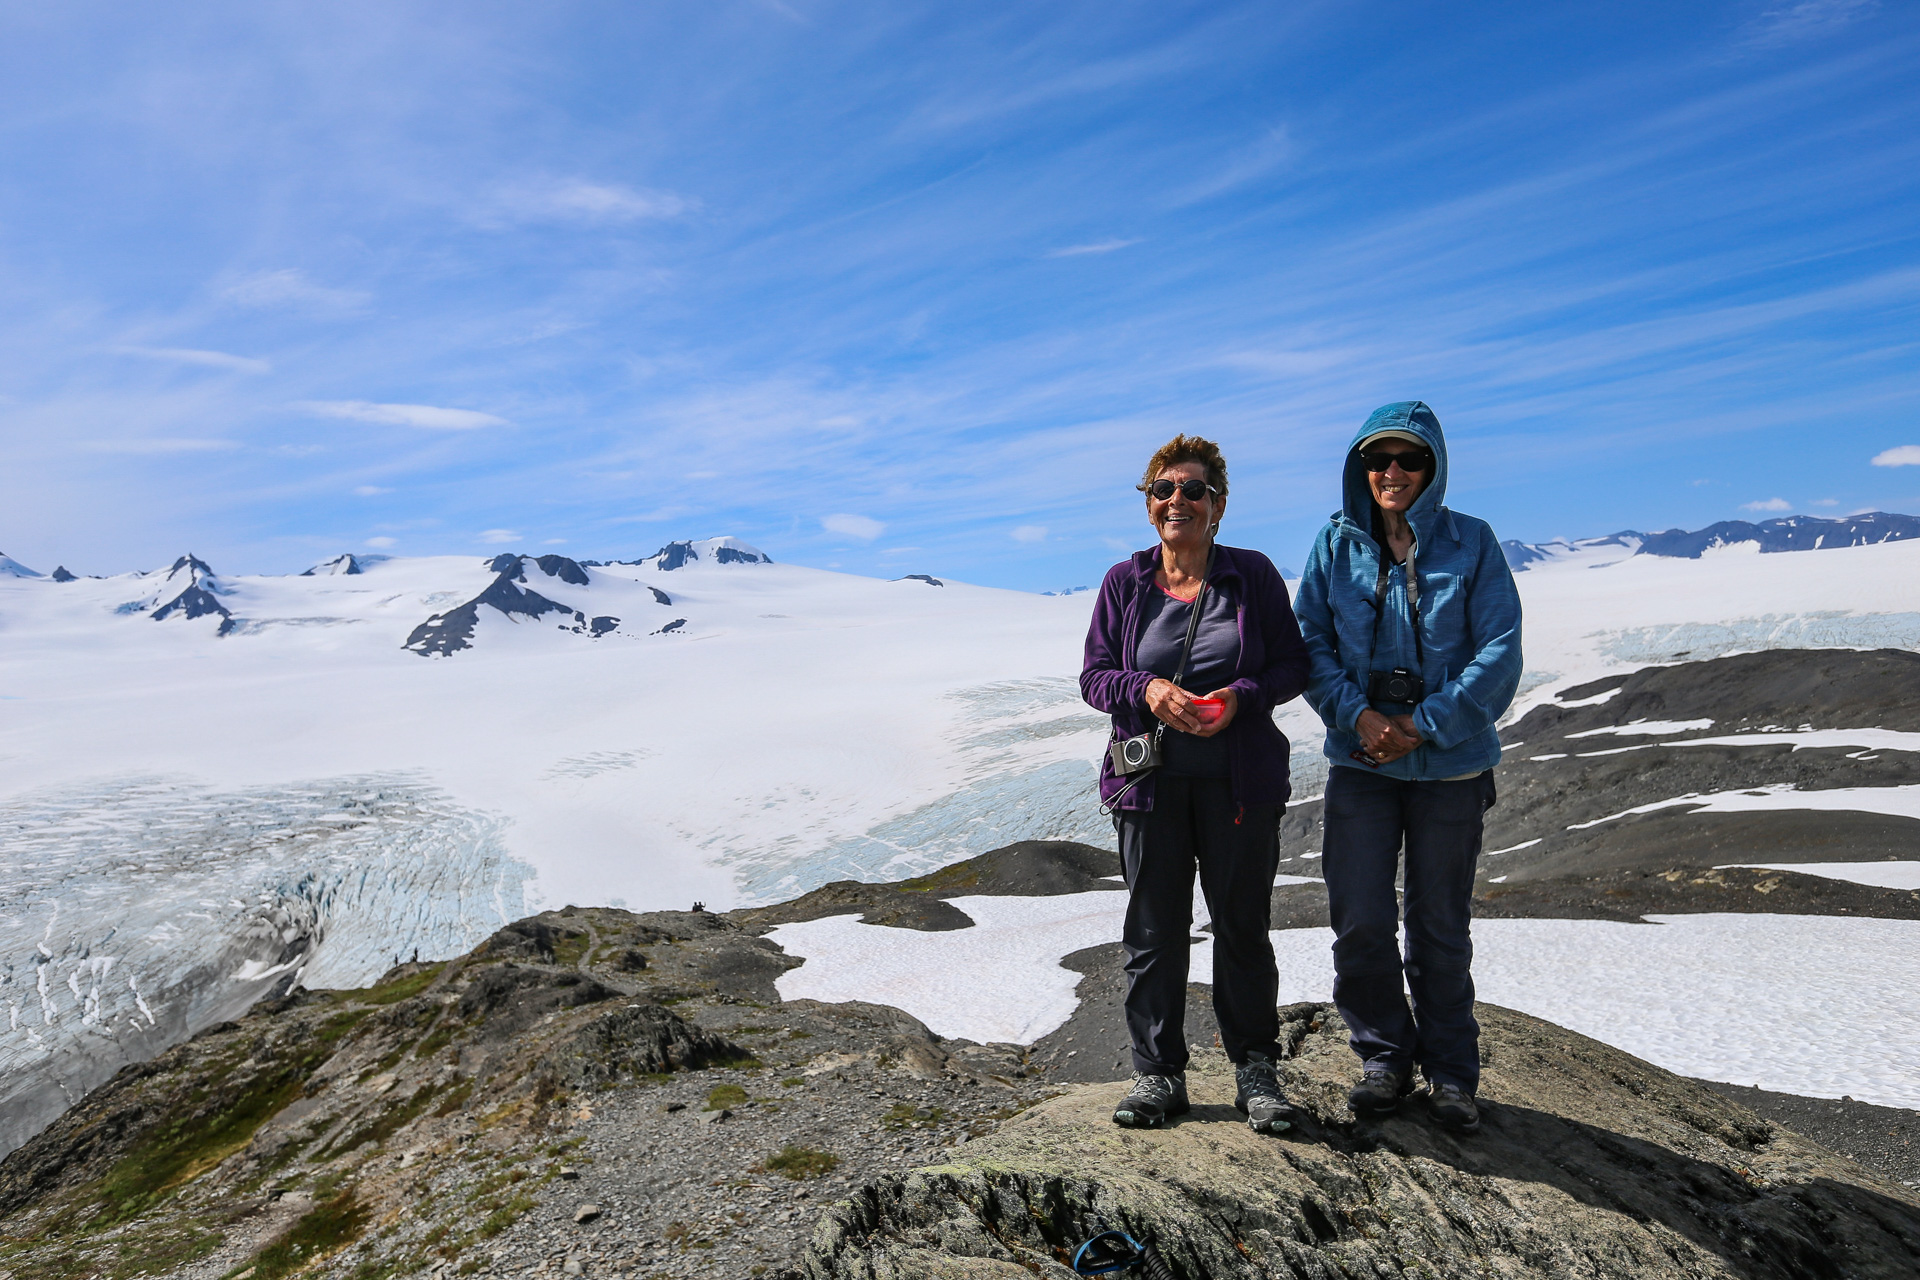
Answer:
[
  {"left": 1081, "top": 434, "right": 1312, "bottom": 1133},
  {"left": 1295, "top": 401, "right": 1523, "bottom": 1134}
]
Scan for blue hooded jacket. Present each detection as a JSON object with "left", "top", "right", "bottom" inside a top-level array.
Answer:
[{"left": 1295, "top": 401, "right": 1523, "bottom": 780}]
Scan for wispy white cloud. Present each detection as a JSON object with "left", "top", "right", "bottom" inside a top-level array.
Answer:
[
  {"left": 218, "top": 269, "right": 368, "bottom": 312},
  {"left": 1871, "top": 444, "right": 1920, "bottom": 466},
  {"left": 822, "top": 513, "right": 885, "bottom": 540},
  {"left": 1171, "top": 125, "right": 1296, "bottom": 205},
  {"left": 366, "top": 535, "right": 397, "bottom": 548},
  {"left": 352, "top": 485, "right": 392, "bottom": 496},
  {"left": 294, "top": 401, "right": 510, "bottom": 430},
  {"left": 1741, "top": 497, "right": 1793, "bottom": 511},
  {"left": 1010, "top": 524, "right": 1048, "bottom": 542},
  {"left": 479, "top": 528, "right": 521, "bottom": 544},
  {"left": 1047, "top": 238, "right": 1142, "bottom": 258},
  {"left": 1740, "top": 0, "right": 1879, "bottom": 49},
  {"left": 490, "top": 179, "right": 696, "bottom": 225},
  {"left": 110, "top": 346, "right": 270, "bottom": 374}
]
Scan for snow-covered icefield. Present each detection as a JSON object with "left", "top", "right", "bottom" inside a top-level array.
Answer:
[{"left": 3, "top": 533, "right": 1920, "bottom": 1145}]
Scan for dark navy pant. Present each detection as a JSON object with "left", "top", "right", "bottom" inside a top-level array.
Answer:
[
  {"left": 1321, "top": 764, "right": 1496, "bottom": 1094},
  {"left": 1115, "top": 775, "right": 1284, "bottom": 1075}
]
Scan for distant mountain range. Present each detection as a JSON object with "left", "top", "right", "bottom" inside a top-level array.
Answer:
[{"left": 1501, "top": 511, "right": 1920, "bottom": 572}]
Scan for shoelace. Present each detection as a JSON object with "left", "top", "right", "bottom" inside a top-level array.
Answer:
[
  {"left": 1238, "top": 1059, "right": 1281, "bottom": 1099},
  {"left": 1130, "top": 1073, "right": 1179, "bottom": 1103}
]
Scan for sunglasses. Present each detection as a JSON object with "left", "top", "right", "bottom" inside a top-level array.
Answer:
[
  {"left": 1146, "top": 478, "right": 1218, "bottom": 501},
  {"left": 1358, "top": 450, "right": 1433, "bottom": 474}
]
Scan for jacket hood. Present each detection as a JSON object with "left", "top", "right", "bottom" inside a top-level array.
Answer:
[{"left": 1341, "top": 401, "right": 1449, "bottom": 538}]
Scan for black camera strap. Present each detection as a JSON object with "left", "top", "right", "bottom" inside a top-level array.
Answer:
[
  {"left": 1101, "top": 547, "right": 1214, "bottom": 816},
  {"left": 1371, "top": 541, "right": 1424, "bottom": 665},
  {"left": 1153, "top": 545, "right": 1214, "bottom": 756}
]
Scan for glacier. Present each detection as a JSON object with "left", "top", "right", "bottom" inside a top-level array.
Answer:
[{"left": 0, "top": 773, "right": 529, "bottom": 1155}]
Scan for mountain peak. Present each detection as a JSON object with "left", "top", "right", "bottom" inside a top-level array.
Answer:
[
  {"left": 639, "top": 536, "right": 772, "bottom": 571},
  {"left": 0, "top": 552, "right": 43, "bottom": 578},
  {"left": 302, "top": 553, "right": 390, "bottom": 577}
]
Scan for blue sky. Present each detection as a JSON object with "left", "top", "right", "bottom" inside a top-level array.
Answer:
[{"left": 1, "top": 1, "right": 1917, "bottom": 589}]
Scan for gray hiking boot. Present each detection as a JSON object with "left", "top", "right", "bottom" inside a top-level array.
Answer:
[
  {"left": 1347, "top": 1064, "right": 1413, "bottom": 1117},
  {"left": 1427, "top": 1080, "right": 1481, "bottom": 1133},
  {"left": 1234, "top": 1051, "right": 1295, "bottom": 1134},
  {"left": 1112, "top": 1072, "right": 1189, "bottom": 1128}
]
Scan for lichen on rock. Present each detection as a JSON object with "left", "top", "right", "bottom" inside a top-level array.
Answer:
[{"left": 805, "top": 1003, "right": 1920, "bottom": 1279}]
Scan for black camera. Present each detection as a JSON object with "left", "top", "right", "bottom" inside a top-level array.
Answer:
[
  {"left": 1109, "top": 731, "right": 1162, "bottom": 775},
  {"left": 1367, "top": 667, "right": 1426, "bottom": 704}
]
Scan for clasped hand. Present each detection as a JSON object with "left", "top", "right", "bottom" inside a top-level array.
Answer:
[
  {"left": 1356, "top": 708, "right": 1423, "bottom": 764},
  {"left": 1143, "top": 679, "right": 1237, "bottom": 737}
]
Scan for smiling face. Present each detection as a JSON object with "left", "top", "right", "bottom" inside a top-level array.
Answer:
[
  {"left": 1365, "top": 440, "right": 1431, "bottom": 514},
  {"left": 1147, "top": 460, "right": 1224, "bottom": 552}
]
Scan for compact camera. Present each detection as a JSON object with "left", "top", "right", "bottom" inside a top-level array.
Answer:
[
  {"left": 1109, "top": 731, "right": 1163, "bottom": 775},
  {"left": 1367, "top": 667, "right": 1426, "bottom": 704}
]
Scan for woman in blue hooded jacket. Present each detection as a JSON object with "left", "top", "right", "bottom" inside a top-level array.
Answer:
[{"left": 1294, "top": 401, "right": 1522, "bottom": 1134}]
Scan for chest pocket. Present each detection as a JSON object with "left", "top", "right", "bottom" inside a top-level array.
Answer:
[{"left": 1416, "top": 570, "right": 1468, "bottom": 650}]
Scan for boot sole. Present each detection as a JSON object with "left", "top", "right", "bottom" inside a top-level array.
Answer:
[
  {"left": 1236, "top": 1096, "right": 1295, "bottom": 1133},
  {"left": 1112, "top": 1102, "right": 1189, "bottom": 1129}
]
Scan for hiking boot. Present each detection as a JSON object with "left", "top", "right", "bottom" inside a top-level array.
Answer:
[
  {"left": 1347, "top": 1064, "right": 1413, "bottom": 1117},
  {"left": 1427, "top": 1081, "right": 1480, "bottom": 1133},
  {"left": 1234, "top": 1051, "right": 1295, "bottom": 1134},
  {"left": 1112, "top": 1072, "right": 1189, "bottom": 1128}
]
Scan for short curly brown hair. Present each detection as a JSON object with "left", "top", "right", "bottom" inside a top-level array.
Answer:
[{"left": 1138, "top": 434, "right": 1227, "bottom": 499}]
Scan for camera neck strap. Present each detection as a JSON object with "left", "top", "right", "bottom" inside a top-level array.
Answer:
[
  {"left": 1103, "top": 547, "right": 1215, "bottom": 817},
  {"left": 1153, "top": 545, "right": 1215, "bottom": 751},
  {"left": 1371, "top": 541, "right": 1425, "bottom": 665}
]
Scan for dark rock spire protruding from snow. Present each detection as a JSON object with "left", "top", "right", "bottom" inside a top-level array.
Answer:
[
  {"left": 301, "top": 553, "right": 386, "bottom": 576},
  {"left": 405, "top": 554, "right": 611, "bottom": 656},
  {"left": 149, "top": 554, "right": 235, "bottom": 635},
  {"left": 50, "top": 567, "right": 76, "bottom": 583},
  {"left": 639, "top": 537, "right": 772, "bottom": 570}
]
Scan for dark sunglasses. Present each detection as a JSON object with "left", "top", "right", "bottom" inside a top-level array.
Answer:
[
  {"left": 1145, "top": 478, "right": 1218, "bottom": 501},
  {"left": 1358, "top": 449, "right": 1432, "bottom": 474}
]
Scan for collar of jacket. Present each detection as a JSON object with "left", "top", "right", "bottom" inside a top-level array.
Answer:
[
  {"left": 1328, "top": 505, "right": 1461, "bottom": 551},
  {"left": 1125, "top": 541, "right": 1251, "bottom": 589}
]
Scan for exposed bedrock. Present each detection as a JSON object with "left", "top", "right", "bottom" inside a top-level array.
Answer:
[{"left": 806, "top": 1003, "right": 1920, "bottom": 1280}]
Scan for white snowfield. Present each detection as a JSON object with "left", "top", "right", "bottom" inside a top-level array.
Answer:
[
  {"left": 3, "top": 532, "right": 1920, "bottom": 1146},
  {"left": 1568, "top": 784, "right": 1920, "bottom": 830}
]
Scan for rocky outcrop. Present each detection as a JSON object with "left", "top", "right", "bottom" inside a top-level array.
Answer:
[
  {"left": 732, "top": 842, "right": 1122, "bottom": 935},
  {"left": 806, "top": 1003, "right": 1920, "bottom": 1279}
]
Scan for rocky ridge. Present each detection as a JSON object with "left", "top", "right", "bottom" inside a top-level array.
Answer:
[{"left": 812, "top": 1003, "right": 1920, "bottom": 1279}]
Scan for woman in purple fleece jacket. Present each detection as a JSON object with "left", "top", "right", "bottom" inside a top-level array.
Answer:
[{"left": 1080, "top": 434, "right": 1311, "bottom": 1133}]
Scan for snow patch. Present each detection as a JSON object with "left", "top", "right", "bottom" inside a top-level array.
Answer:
[{"left": 1720, "top": 862, "right": 1920, "bottom": 892}]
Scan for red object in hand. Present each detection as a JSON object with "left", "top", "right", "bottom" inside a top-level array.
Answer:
[{"left": 1190, "top": 697, "right": 1225, "bottom": 722}]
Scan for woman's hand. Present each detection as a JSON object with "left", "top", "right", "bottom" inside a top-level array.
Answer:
[
  {"left": 1144, "top": 678, "right": 1206, "bottom": 734},
  {"left": 1188, "top": 686, "right": 1239, "bottom": 738},
  {"left": 1356, "top": 709, "right": 1422, "bottom": 764}
]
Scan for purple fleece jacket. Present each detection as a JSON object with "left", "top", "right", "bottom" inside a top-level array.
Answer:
[{"left": 1080, "top": 543, "right": 1311, "bottom": 812}]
